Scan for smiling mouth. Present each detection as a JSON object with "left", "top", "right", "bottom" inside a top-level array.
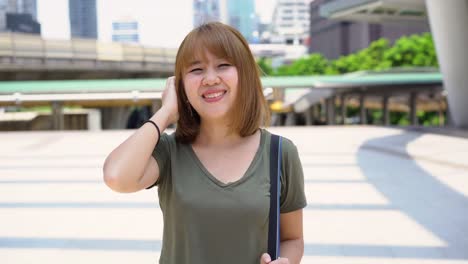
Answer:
[{"left": 202, "top": 91, "right": 227, "bottom": 99}]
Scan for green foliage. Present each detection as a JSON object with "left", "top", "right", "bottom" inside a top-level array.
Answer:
[
  {"left": 17, "top": 106, "right": 51, "bottom": 113},
  {"left": 419, "top": 111, "right": 442, "bottom": 126},
  {"left": 371, "top": 110, "right": 383, "bottom": 124},
  {"left": 324, "top": 106, "right": 446, "bottom": 126},
  {"left": 330, "top": 38, "right": 391, "bottom": 74},
  {"left": 383, "top": 33, "right": 438, "bottom": 68},
  {"left": 346, "top": 106, "right": 359, "bottom": 117},
  {"left": 388, "top": 112, "right": 407, "bottom": 125},
  {"left": 268, "top": 32, "right": 438, "bottom": 76},
  {"left": 274, "top": 53, "right": 329, "bottom": 76},
  {"left": 256, "top": 57, "right": 273, "bottom": 76}
]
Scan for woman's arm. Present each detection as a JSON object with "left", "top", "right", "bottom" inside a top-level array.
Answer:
[
  {"left": 278, "top": 209, "right": 304, "bottom": 263},
  {"left": 102, "top": 77, "right": 178, "bottom": 193},
  {"left": 260, "top": 209, "right": 304, "bottom": 264}
]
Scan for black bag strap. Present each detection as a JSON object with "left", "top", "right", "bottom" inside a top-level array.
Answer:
[{"left": 268, "top": 134, "right": 282, "bottom": 260}]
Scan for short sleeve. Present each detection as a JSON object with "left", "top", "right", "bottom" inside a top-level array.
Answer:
[
  {"left": 279, "top": 138, "right": 307, "bottom": 213},
  {"left": 146, "top": 132, "right": 171, "bottom": 189}
]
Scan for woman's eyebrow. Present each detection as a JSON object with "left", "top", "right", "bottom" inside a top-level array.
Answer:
[{"left": 188, "top": 61, "right": 202, "bottom": 67}]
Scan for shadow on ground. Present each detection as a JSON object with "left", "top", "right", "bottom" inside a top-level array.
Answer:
[{"left": 304, "top": 131, "right": 468, "bottom": 259}]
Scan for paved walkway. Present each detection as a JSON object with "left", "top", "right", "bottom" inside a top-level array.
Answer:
[{"left": 1, "top": 126, "right": 468, "bottom": 264}]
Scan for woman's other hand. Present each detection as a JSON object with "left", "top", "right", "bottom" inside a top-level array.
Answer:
[{"left": 260, "top": 253, "right": 289, "bottom": 264}]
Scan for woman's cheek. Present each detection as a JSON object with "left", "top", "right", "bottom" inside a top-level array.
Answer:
[{"left": 183, "top": 78, "right": 198, "bottom": 99}]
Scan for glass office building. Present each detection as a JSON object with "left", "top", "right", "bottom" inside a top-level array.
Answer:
[
  {"left": 112, "top": 18, "right": 139, "bottom": 43},
  {"left": 69, "top": 0, "right": 97, "bottom": 39},
  {"left": 0, "top": 0, "right": 38, "bottom": 32}
]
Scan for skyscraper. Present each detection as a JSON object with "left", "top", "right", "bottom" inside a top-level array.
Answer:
[
  {"left": 0, "top": 0, "right": 38, "bottom": 33},
  {"left": 112, "top": 18, "right": 139, "bottom": 43},
  {"left": 193, "top": 0, "right": 221, "bottom": 27},
  {"left": 227, "top": 0, "right": 257, "bottom": 42},
  {"left": 193, "top": 0, "right": 258, "bottom": 43},
  {"left": 69, "top": 0, "right": 97, "bottom": 39},
  {"left": 270, "top": 0, "right": 311, "bottom": 45}
]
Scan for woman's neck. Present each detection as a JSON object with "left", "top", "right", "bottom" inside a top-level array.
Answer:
[{"left": 195, "top": 119, "right": 242, "bottom": 148}]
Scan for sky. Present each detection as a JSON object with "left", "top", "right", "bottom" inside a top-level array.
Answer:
[{"left": 37, "top": 0, "right": 278, "bottom": 48}]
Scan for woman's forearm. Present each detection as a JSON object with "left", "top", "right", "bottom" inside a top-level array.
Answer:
[
  {"left": 279, "top": 238, "right": 304, "bottom": 264},
  {"left": 103, "top": 108, "right": 170, "bottom": 192}
]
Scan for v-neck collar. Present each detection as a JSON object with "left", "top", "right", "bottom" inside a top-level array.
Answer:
[{"left": 187, "top": 129, "right": 265, "bottom": 188}]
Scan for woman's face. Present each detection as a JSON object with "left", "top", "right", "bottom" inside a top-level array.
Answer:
[{"left": 183, "top": 50, "right": 239, "bottom": 123}]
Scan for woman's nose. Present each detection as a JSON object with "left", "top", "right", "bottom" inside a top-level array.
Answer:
[{"left": 202, "top": 68, "right": 220, "bottom": 86}]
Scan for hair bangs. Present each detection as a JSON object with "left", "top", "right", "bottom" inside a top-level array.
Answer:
[{"left": 178, "top": 26, "right": 243, "bottom": 72}]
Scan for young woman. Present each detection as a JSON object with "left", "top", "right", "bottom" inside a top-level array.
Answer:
[{"left": 103, "top": 22, "right": 306, "bottom": 264}]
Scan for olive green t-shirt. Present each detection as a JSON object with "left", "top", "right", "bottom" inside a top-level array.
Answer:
[{"left": 148, "top": 129, "right": 307, "bottom": 264}]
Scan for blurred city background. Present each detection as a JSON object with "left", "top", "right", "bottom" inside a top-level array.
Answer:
[{"left": 0, "top": 0, "right": 468, "bottom": 264}]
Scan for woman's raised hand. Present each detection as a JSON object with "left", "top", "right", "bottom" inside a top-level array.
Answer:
[{"left": 160, "top": 76, "right": 179, "bottom": 126}]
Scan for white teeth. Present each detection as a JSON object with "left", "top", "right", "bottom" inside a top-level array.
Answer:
[{"left": 204, "top": 91, "right": 224, "bottom": 99}]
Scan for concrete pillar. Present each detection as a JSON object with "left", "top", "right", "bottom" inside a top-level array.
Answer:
[
  {"left": 51, "top": 102, "right": 64, "bottom": 130},
  {"left": 340, "top": 94, "right": 346, "bottom": 125},
  {"left": 285, "top": 112, "right": 297, "bottom": 126},
  {"left": 426, "top": 0, "right": 468, "bottom": 128},
  {"left": 382, "top": 95, "right": 390, "bottom": 126},
  {"left": 325, "top": 96, "right": 335, "bottom": 125},
  {"left": 313, "top": 104, "right": 320, "bottom": 123},
  {"left": 359, "top": 94, "right": 366, "bottom": 125},
  {"left": 305, "top": 106, "right": 314, "bottom": 126},
  {"left": 438, "top": 99, "right": 445, "bottom": 127},
  {"left": 446, "top": 102, "right": 453, "bottom": 127},
  {"left": 409, "top": 92, "right": 418, "bottom": 126},
  {"left": 270, "top": 113, "right": 282, "bottom": 126},
  {"left": 87, "top": 109, "right": 102, "bottom": 131},
  {"left": 100, "top": 106, "right": 132, "bottom": 129}
]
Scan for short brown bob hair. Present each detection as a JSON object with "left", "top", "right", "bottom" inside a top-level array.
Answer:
[{"left": 174, "top": 22, "right": 270, "bottom": 144}]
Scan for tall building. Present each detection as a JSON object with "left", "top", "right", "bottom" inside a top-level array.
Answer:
[
  {"left": 0, "top": 0, "right": 39, "bottom": 33},
  {"left": 69, "top": 0, "right": 97, "bottom": 39},
  {"left": 112, "top": 18, "right": 139, "bottom": 43},
  {"left": 192, "top": 0, "right": 258, "bottom": 43},
  {"left": 309, "top": 0, "right": 429, "bottom": 59},
  {"left": 227, "top": 0, "right": 257, "bottom": 42},
  {"left": 270, "top": 0, "right": 311, "bottom": 45},
  {"left": 193, "top": 0, "right": 221, "bottom": 27}
]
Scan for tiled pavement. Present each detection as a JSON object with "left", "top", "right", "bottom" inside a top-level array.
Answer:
[{"left": 1, "top": 126, "right": 467, "bottom": 263}]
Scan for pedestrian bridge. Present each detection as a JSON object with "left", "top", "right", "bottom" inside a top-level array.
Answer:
[
  {"left": 0, "top": 71, "right": 444, "bottom": 130},
  {"left": 0, "top": 33, "right": 177, "bottom": 80}
]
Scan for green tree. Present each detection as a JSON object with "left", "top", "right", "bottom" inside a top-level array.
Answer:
[
  {"left": 256, "top": 57, "right": 273, "bottom": 75},
  {"left": 329, "top": 38, "right": 391, "bottom": 74},
  {"left": 272, "top": 32, "right": 437, "bottom": 76},
  {"left": 382, "top": 33, "right": 438, "bottom": 68},
  {"left": 274, "top": 53, "right": 330, "bottom": 76}
]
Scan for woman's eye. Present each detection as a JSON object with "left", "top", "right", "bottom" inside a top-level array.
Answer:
[
  {"left": 189, "top": 68, "right": 202, "bottom": 73},
  {"left": 219, "top": 63, "right": 231, "bottom": 68}
]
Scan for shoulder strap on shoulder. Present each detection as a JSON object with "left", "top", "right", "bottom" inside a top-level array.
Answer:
[{"left": 268, "top": 133, "right": 282, "bottom": 260}]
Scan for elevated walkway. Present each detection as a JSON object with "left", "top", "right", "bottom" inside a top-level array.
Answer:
[
  {"left": 0, "top": 71, "right": 445, "bottom": 129},
  {"left": 0, "top": 33, "right": 177, "bottom": 80}
]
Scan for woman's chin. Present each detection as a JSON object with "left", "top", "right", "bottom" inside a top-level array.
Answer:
[{"left": 199, "top": 112, "right": 230, "bottom": 123}]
